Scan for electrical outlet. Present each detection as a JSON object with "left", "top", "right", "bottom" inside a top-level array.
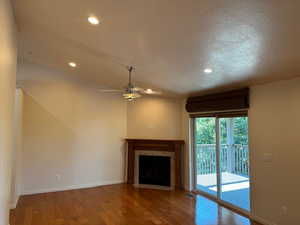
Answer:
[
  {"left": 56, "top": 174, "right": 61, "bottom": 181},
  {"left": 281, "top": 206, "right": 288, "bottom": 215},
  {"left": 263, "top": 153, "right": 273, "bottom": 163}
]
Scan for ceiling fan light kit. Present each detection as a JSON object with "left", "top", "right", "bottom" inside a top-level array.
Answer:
[{"left": 123, "top": 92, "right": 141, "bottom": 101}]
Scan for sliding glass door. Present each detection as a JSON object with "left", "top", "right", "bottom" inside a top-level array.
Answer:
[
  {"left": 194, "top": 115, "right": 250, "bottom": 212},
  {"left": 195, "top": 117, "right": 217, "bottom": 196}
]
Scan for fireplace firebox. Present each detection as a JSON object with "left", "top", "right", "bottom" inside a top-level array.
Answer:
[{"left": 139, "top": 155, "right": 171, "bottom": 187}]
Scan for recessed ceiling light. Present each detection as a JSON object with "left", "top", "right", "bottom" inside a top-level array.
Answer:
[
  {"left": 88, "top": 16, "right": 99, "bottom": 25},
  {"left": 68, "top": 62, "right": 77, "bottom": 68},
  {"left": 204, "top": 68, "right": 213, "bottom": 74},
  {"left": 145, "top": 89, "right": 153, "bottom": 94}
]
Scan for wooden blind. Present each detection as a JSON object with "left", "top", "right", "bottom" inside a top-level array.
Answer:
[
  {"left": 185, "top": 88, "right": 249, "bottom": 113},
  {"left": 189, "top": 110, "right": 248, "bottom": 118}
]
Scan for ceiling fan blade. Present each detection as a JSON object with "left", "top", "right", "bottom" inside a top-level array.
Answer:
[
  {"left": 132, "top": 87, "right": 144, "bottom": 92},
  {"left": 97, "top": 89, "right": 124, "bottom": 93},
  {"left": 128, "top": 86, "right": 162, "bottom": 95},
  {"left": 139, "top": 89, "right": 162, "bottom": 95},
  {"left": 147, "top": 91, "right": 162, "bottom": 95}
]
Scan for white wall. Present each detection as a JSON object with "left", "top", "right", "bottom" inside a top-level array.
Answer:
[
  {"left": 19, "top": 63, "right": 127, "bottom": 194},
  {"left": 249, "top": 78, "right": 300, "bottom": 225},
  {"left": 0, "top": 0, "right": 17, "bottom": 224},
  {"left": 127, "top": 96, "right": 182, "bottom": 139},
  {"left": 10, "top": 89, "right": 23, "bottom": 209}
]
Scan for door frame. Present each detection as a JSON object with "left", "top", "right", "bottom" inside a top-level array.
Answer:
[{"left": 191, "top": 115, "right": 252, "bottom": 216}]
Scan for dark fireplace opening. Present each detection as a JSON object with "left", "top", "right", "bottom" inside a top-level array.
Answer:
[{"left": 139, "top": 155, "right": 171, "bottom": 187}]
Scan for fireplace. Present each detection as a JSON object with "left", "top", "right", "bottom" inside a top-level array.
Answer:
[
  {"left": 125, "top": 139, "right": 184, "bottom": 190},
  {"left": 134, "top": 151, "right": 175, "bottom": 190},
  {"left": 139, "top": 155, "right": 170, "bottom": 186}
]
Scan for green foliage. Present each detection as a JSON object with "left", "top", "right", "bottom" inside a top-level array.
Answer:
[
  {"left": 195, "top": 118, "right": 216, "bottom": 144},
  {"left": 232, "top": 117, "right": 248, "bottom": 144},
  {"left": 195, "top": 117, "right": 248, "bottom": 145}
]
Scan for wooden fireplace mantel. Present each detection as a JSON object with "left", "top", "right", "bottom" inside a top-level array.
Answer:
[{"left": 125, "top": 139, "right": 185, "bottom": 189}]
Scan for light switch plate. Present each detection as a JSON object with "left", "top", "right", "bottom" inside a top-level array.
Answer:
[{"left": 263, "top": 153, "right": 273, "bottom": 163}]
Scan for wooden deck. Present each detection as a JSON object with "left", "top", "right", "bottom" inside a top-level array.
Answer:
[
  {"left": 10, "top": 184, "right": 261, "bottom": 225},
  {"left": 197, "top": 172, "right": 250, "bottom": 211},
  {"left": 197, "top": 172, "right": 249, "bottom": 187}
]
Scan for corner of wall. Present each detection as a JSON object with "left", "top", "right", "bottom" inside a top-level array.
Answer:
[{"left": 10, "top": 195, "right": 19, "bottom": 210}]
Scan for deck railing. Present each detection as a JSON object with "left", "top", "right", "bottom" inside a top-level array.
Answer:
[{"left": 196, "top": 144, "right": 249, "bottom": 176}]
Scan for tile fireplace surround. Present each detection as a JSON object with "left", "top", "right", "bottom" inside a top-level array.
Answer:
[
  {"left": 134, "top": 150, "right": 175, "bottom": 190},
  {"left": 125, "top": 139, "right": 185, "bottom": 189}
]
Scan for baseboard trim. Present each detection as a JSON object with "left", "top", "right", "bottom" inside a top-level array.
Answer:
[
  {"left": 10, "top": 196, "right": 20, "bottom": 209},
  {"left": 250, "top": 214, "right": 277, "bottom": 225},
  {"left": 21, "top": 180, "right": 124, "bottom": 196}
]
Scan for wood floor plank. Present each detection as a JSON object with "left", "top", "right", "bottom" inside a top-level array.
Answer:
[{"left": 10, "top": 184, "right": 262, "bottom": 225}]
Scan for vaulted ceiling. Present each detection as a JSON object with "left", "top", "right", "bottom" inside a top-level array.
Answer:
[{"left": 12, "top": 0, "right": 300, "bottom": 96}]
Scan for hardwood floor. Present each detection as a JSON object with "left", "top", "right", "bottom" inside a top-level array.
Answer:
[{"left": 10, "top": 184, "right": 262, "bottom": 225}]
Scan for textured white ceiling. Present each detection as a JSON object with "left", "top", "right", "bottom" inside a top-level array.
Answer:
[{"left": 13, "top": 0, "right": 300, "bottom": 96}]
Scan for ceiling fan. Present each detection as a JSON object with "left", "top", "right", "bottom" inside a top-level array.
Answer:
[{"left": 98, "top": 66, "right": 161, "bottom": 101}]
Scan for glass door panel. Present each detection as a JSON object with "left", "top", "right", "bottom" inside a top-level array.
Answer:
[
  {"left": 219, "top": 117, "right": 250, "bottom": 211},
  {"left": 195, "top": 117, "right": 217, "bottom": 196}
]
